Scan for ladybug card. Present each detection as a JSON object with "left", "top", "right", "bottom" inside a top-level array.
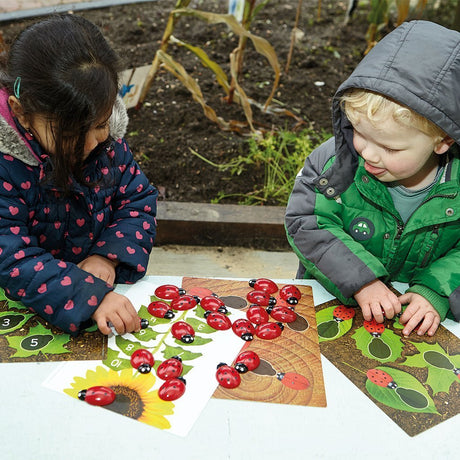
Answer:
[
  {"left": 0, "top": 289, "right": 107, "bottom": 363},
  {"left": 316, "top": 298, "right": 460, "bottom": 436},
  {"left": 181, "top": 277, "right": 327, "bottom": 408},
  {"left": 43, "top": 278, "right": 247, "bottom": 437}
]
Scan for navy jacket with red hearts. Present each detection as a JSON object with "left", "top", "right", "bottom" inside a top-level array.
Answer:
[{"left": 0, "top": 90, "right": 158, "bottom": 334}]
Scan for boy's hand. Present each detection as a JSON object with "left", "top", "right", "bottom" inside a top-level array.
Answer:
[
  {"left": 78, "top": 254, "right": 118, "bottom": 286},
  {"left": 354, "top": 279, "right": 401, "bottom": 323},
  {"left": 398, "top": 292, "right": 440, "bottom": 337},
  {"left": 92, "top": 291, "right": 140, "bottom": 335}
]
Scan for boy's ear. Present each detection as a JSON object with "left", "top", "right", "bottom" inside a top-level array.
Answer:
[
  {"left": 434, "top": 136, "right": 455, "bottom": 155},
  {"left": 8, "top": 95, "right": 29, "bottom": 128}
]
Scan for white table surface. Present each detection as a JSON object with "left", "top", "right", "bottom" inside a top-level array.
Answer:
[{"left": 1, "top": 277, "right": 459, "bottom": 460}]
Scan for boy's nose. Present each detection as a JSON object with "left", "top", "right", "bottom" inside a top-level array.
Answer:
[{"left": 360, "top": 144, "right": 379, "bottom": 163}]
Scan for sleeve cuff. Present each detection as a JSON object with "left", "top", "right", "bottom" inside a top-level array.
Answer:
[{"left": 406, "top": 284, "right": 450, "bottom": 320}]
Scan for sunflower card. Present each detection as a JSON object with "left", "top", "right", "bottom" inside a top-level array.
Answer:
[{"left": 43, "top": 279, "right": 246, "bottom": 437}]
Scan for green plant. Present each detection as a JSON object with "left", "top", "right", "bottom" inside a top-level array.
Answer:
[{"left": 191, "top": 127, "right": 332, "bottom": 206}]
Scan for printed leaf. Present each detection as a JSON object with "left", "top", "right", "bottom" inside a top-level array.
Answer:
[
  {"left": 187, "top": 317, "right": 217, "bottom": 334},
  {"left": 115, "top": 336, "right": 146, "bottom": 356},
  {"left": 352, "top": 327, "right": 403, "bottom": 363},
  {"left": 104, "top": 348, "right": 131, "bottom": 371},
  {"left": 175, "top": 335, "right": 212, "bottom": 346},
  {"left": 162, "top": 345, "right": 203, "bottom": 361},
  {"left": 402, "top": 342, "right": 460, "bottom": 394},
  {"left": 0, "top": 311, "right": 34, "bottom": 335},
  {"left": 316, "top": 305, "right": 354, "bottom": 342},
  {"left": 366, "top": 366, "right": 438, "bottom": 414},
  {"left": 132, "top": 326, "right": 160, "bottom": 342},
  {"left": 6, "top": 323, "right": 70, "bottom": 357}
]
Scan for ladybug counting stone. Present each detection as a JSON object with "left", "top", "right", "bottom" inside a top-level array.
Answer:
[
  {"left": 200, "top": 296, "right": 228, "bottom": 314},
  {"left": 205, "top": 311, "right": 232, "bottom": 330},
  {"left": 234, "top": 350, "right": 260, "bottom": 373},
  {"left": 130, "top": 348, "right": 155, "bottom": 374},
  {"left": 147, "top": 300, "right": 175, "bottom": 319},
  {"left": 158, "top": 377, "right": 186, "bottom": 401},
  {"left": 154, "top": 284, "right": 185, "bottom": 300},
  {"left": 248, "top": 278, "right": 278, "bottom": 295},
  {"left": 78, "top": 386, "right": 116, "bottom": 406},
  {"left": 171, "top": 321, "right": 195, "bottom": 343},
  {"left": 157, "top": 356, "right": 183, "bottom": 380},
  {"left": 267, "top": 305, "right": 297, "bottom": 323},
  {"left": 232, "top": 318, "right": 255, "bottom": 341},
  {"left": 170, "top": 294, "right": 197, "bottom": 311},
  {"left": 246, "top": 290, "right": 276, "bottom": 307},
  {"left": 279, "top": 285, "right": 301, "bottom": 305},
  {"left": 246, "top": 305, "right": 269, "bottom": 325},
  {"left": 216, "top": 363, "right": 241, "bottom": 389},
  {"left": 255, "top": 322, "right": 284, "bottom": 340}
]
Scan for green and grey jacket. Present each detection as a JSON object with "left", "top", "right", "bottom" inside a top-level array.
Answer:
[{"left": 285, "top": 21, "right": 460, "bottom": 321}]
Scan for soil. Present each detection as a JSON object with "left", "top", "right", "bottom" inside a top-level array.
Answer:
[{"left": 0, "top": 1, "right": 454, "bottom": 205}]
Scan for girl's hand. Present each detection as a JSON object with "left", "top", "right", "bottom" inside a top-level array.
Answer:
[
  {"left": 354, "top": 279, "right": 401, "bottom": 323},
  {"left": 78, "top": 254, "right": 118, "bottom": 286},
  {"left": 398, "top": 292, "right": 441, "bottom": 337},
  {"left": 92, "top": 291, "right": 140, "bottom": 335}
]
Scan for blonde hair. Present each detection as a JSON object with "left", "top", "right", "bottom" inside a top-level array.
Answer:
[{"left": 340, "top": 89, "right": 446, "bottom": 142}]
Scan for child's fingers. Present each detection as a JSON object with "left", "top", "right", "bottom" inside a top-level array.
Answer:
[
  {"left": 426, "top": 316, "right": 441, "bottom": 337},
  {"left": 95, "top": 316, "right": 112, "bottom": 335},
  {"left": 360, "top": 303, "right": 373, "bottom": 322},
  {"left": 370, "top": 302, "right": 385, "bottom": 323}
]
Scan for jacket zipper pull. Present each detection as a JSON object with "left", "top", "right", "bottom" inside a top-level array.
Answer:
[{"left": 395, "top": 223, "right": 404, "bottom": 240}]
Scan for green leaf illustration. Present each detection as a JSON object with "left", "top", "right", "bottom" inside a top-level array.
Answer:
[
  {"left": 187, "top": 317, "right": 217, "bottom": 334},
  {"left": 132, "top": 326, "right": 161, "bottom": 342},
  {"left": 0, "top": 311, "right": 34, "bottom": 335},
  {"left": 115, "top": 336, "right": 146, "bottom": 356},
  {"left": 6, "top": 323, "right": 70, "bottom": 357},
  {"left": 366, "top": 366, "right": 439, "bottom": 414},
  {"left": 352, "top": 327, "right": 403, "bottom": 363},
  {"left": 316, "top": 306, "right": 353, "bottom": 342},
  {"left": 402, "top": 342, "right": 460, "bottom": 394},
  {"left": 104, "top": 347, "right": 131, "bottom": 371},
  {"left": 162, "top": 345, "right": 202, "bottom": 361},
  {"left": 174, "top": 335, "right": 212, "bottom": 346}
]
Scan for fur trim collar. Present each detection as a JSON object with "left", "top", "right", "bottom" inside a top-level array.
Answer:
[{"left": 0, "top": 94, "right": 129, "bottom": 166}]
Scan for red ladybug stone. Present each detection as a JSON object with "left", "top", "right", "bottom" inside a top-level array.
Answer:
[
  {"left": 246, "top": 305, "right": 269, "bottom": 325},
  {"left": 234, "top": 350, "right": 260, "bottom": 373},
  {"left": 231, "top": 318, "right": 256, "bottom": 341},
  {"left": 78, "top": 386, "right": 116, "bottom": 406},
  {"left": 248, "top": 278, "right": 278, "bottom": 294},
  {"left": 200, "top": 296, "right": 228, "bottom": 314},
  {"left": 216, "top": 363, "right": 241, "bottom": 389},
  {"left": 130, "top": 349, "right": 155, "bottom": 373},
  {"left": 279, "top": 285, "right": 301, "bottom": 305},
  {"left": 157, "top": 356, "right": 183, "bottom": 380},
  {"left": 268, "top": 305, "right": 297, "bottom": 323},
  {"left": 333, "top": 305, "right": 355, "bottom": 321},
  {"left": 205, "top": 311, "right": 232, "bottom": 330},
  {"left": 147, "top": 300, "right": 175, "bottom": 319},
  {"left": 158, "top": 377, "right": 186, "bottom": 401},
  {"left": 363, "top": 318, "right": 385, "bottom": 336},
  {"left": 255, "top": 322, "right": 284, "bottom": 340},
  {"left": 171, "top": 321, "right": 195, "bottom": 343},
  {"left": 170, "top": 295, "right": 197, "bottom": 311},
  {"left": 154, "top": 284, "right": 185, "bottom": 300},
  {"left": 246, "top": 290, "right": 276, "bottom": 307}
]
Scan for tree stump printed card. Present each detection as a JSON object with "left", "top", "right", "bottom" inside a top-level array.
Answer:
[
  {"left": 316, "top": 298, "right": 460, "bottom": 436},
  {"left": 182, "top": 277, "right": 327, "bottom": 407},
  {"left": 0, "top": 292, "right": 107, "bottom": 362}
]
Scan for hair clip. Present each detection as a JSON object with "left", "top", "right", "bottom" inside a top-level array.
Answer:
[{"left": 14, "top": 76, "right": 21, "bottom": 99}]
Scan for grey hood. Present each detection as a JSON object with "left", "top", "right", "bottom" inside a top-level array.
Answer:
[
  {"left": 315, "top": 20, "right": 460, "bottom": 197},
  {"left": 0, "top": 94, "right": 129, "bottom": 167}
]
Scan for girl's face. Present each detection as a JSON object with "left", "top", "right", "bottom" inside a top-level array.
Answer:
[
  {"left": 29, "top": 112, "right": 112, "bottom": 159},
  {"left": 352, "top": 114, "right": 450, "bottom": 189}
]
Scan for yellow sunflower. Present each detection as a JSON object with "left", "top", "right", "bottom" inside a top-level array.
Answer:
[{"left": 64, "top": 365, "right": 174, "bottom": 429}]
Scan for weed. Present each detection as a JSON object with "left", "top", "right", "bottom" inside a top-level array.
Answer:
[{"left": 192, "top": 126, "right": 332, "bottom": 206}]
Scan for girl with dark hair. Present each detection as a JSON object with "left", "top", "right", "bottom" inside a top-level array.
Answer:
[{"left": 0, "top": 15, "right": 158, "bottom": 335}]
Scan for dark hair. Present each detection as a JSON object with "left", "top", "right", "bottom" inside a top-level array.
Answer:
[{"left": 0, "top": 14, "right": 122, "bottom": 191}]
